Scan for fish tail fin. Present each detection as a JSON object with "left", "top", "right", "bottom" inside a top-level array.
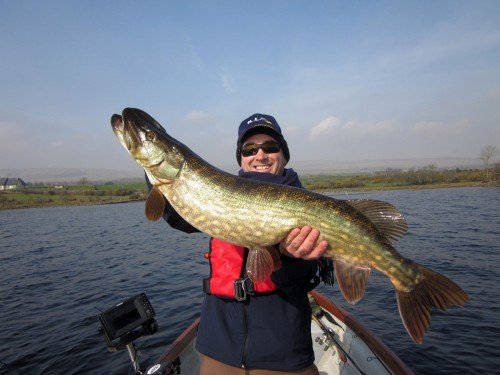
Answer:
[
  {"left": 395, "top": 265, "right": 468, "bottom": 344},
  {"left": 246, "top": 246, "right": 280, "bottom": 283}
]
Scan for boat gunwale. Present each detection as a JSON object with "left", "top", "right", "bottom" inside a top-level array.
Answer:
[
  {"left": 154, "top": 291, "right": 414, "bottom": 374},
  {"left": 310, "top": 290, "right": 414, "bottom": 375},
  {"left": 156, "top": 317, "right": 200, "bottom": 364}
]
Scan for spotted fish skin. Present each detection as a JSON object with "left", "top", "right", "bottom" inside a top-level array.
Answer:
[{"left": 111, "top": 108, "right": 468, "bottom": 344}]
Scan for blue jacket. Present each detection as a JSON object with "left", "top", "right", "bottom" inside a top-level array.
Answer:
[
  {"left": 196, "top": 254, "right": 318, "bottom": 370},
  {"left": 150, "top": 169, "right": 320, "bottom": 370}
]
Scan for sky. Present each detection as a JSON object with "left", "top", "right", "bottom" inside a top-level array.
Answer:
[{"left": 1, "top": 0, "right": 499, "bottom": 173}]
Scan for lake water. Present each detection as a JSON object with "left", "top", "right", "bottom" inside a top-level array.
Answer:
[{"left": 0, "top": 187, "right": 499, "bottom": 374}]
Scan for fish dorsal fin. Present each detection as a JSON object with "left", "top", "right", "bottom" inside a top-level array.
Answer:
[
  {"left": 145, "top": 186, "right": 166, "bottom": 221},
  {"left": 334, "top": 259, "right": 371, "bottom": 304},
  {"left": 346, "top": 199, "right": 408, "bottom": 243}
]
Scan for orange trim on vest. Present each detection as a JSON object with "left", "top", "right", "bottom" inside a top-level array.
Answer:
[{"left": 206, "top": 238, "right": 277, "bottom": 298}]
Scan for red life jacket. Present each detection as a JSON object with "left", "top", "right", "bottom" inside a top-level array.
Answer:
[{"left": 203, "top": 238, "right": 277, "bottom": 300}]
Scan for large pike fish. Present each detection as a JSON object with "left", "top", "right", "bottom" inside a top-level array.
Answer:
[{"left": 110, "top": 108, "right": 467, "bottom": 344}]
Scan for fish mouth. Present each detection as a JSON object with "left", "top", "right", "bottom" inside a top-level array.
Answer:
[
  {"left": 111, "top": 108, "right": 169, "bottom": 152},
  {"left": 110, "top": 114, "right": 124, "bottom": 134},
  {"left": 110, "top": 111, "right": 144, "bottom": 151},
  {"left": 110, "top": 113, "right": 133, "bottom": 150}
]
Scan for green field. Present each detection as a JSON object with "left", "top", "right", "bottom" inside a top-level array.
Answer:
[{"left": 0, "top": 182, "right": 148, "bottom": 209}]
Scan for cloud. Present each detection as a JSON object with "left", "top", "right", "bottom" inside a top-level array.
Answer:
[
  {"left": 185, "top": 40, "right": 204, "bottom": 71},
  {"left": 183, "top": 110, "right": 216, "bottom": 125},
  {"left": 343, "top": 120, "right": 395, "bottom": 135},
  {"left": 220, "top": 73, "right": 235, "bottom": 94},
  {"left": 308, "top": 117, "right": 395, "bottom": 142},
  {"left": 284, "top": 126, "right": 301, "bottom": 137},
  {"left": 308, "top": 117, "right": 340, "bottom": 141}
]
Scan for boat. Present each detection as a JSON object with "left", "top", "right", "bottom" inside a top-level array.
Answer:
[{"left": 143, "top": 290, "right": 414, "bottom": 375}]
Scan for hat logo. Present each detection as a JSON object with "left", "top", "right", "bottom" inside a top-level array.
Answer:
[{"left": 247, "top": 116, "right": 272, "bottom": 125}]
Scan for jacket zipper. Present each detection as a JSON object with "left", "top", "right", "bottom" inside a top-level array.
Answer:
[
  {"left": 241, "top": 301, "right": 249, "bottom": 368},
  {"left": 241, "top": 249, "right": 250, "bottom": 368}
]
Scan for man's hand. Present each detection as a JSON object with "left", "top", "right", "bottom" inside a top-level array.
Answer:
[{"left": 279, "top": 226, "right": 328, "bottom": 260}]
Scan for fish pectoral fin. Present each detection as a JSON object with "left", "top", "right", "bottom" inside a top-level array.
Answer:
[
  {"left": 334, "top": 259, "right": 371, "bottom": 304},
  {"left": 246, "top": 246, "right": 278, "bottom": 283},
  {"left": 145, "top": 186, "right": 166, "bottom": 221},
  {"left": 346, "top": 199, "right": 408, "bottom": 243}
]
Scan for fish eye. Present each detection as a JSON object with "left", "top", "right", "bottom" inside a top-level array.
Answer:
[{"left": 145, "top": 130, "right": 156, "bottom": 141}]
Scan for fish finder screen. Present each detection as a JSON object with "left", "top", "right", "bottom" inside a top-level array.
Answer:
[
  {"left": 112, "top": 307, "right": 141, "bottom": 331},
  {"left": 98, "top": 293, "right": 155, "bottom": 341}
]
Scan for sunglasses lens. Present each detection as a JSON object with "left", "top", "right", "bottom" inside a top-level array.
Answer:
[
  {"left": 241, "top": 141, "right": 280, "bottom": 157},
  {"left": 241, "top": 144, "right": 257, "bottom": 157},
  {"left": 264, "top": 141, "right": 280, "bottom": 153}
]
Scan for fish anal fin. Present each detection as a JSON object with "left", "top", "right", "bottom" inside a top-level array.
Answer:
[
  {"left": 334, "top": 259, "right": 371, "bottom": 304},
  {"left": 145, "top": 186, "right": 166, "bottom": 221},
  {"left": 395, "top": 265, "right": 468, "bottom": 344},
  {"left": 246, "top": 246, "right": 276, "bottom": 283},
  {"left": 347, "top": 199, "right": 408, "bottom": 243}
]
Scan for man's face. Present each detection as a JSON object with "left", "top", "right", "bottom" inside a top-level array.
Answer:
[{"left": 240, "top": 133, "right": 286, "bottom": 175}]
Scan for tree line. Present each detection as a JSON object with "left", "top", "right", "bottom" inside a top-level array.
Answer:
[{"left": 303, "top": 164, "right": 499, "bottom": 191}]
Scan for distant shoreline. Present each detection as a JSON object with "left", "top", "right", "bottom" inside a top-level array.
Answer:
[
  {"left": 1, "top": 181, "right": 497, "bottom": 211},
  {"left": 316, "top": 180, "right": 498, "bottom": 192}
]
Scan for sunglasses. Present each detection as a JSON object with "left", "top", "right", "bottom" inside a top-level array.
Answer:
[{"left": 241, "top": 140, "right": 281, "bottom": 157}]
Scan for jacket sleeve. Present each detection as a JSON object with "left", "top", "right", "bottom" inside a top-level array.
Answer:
[{"left": 145, "top": 174, "right": 199, "bottom": 234}]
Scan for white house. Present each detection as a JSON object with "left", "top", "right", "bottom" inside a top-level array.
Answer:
[{"left": 0, "top": 178, "right": 28, "bottom": 190}]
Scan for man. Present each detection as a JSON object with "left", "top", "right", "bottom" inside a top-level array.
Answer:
[{"left": 154, "top": 114, "right": 329, "bottom": 374}]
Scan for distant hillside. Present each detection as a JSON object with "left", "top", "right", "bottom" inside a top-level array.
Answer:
[
  {"left": 289, "top": 157, "right": 483, "bottom": 175},
  {"left": 220, "top": 157, "right": 484, "bottom": 175},
  {"left": 1, "top": 157, "right": 484, "bottom": 184}
]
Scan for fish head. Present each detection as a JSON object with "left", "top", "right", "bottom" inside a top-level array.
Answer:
[{"left": 110, "top": 108, "right": 185, "bottom": 185}]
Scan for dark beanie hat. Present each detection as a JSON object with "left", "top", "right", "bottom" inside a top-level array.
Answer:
[{"left": 236, "top": 113, "right": 290, "bottom": 166}]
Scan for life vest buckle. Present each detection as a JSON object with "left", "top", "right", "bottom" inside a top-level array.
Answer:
[{"left": 234, "top": 278, "right": 255, "bottom": 301}]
